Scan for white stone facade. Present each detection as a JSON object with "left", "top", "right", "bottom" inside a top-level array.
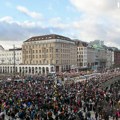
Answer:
[
  {"left": 106, "top": 50, "right": 114, "bottom": 68},
  {"left": 112, "top": 51, "right": 114, "bottom": 66},
  {"left": 77, "top": 46, "right": 87, "bottom": 68},
  {"left": 0, "top": 64, "right": 55, "bottom": 75},
  {"left": 0, "top": 48, "right": 22, "bottom": 65}
]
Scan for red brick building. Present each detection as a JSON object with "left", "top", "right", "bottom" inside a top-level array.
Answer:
[{"left": 114, "top": 50, "right": 120, "bottom": 67}]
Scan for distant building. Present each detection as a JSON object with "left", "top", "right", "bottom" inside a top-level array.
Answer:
[
  {"left": 75, "top": 40, "right": 88, "bottom": 70},
  {"left": 103, "top": 47, "right": 114, "bottom": 69},
  {"left": 114, "top": 50, "right": 120, "bottom": 67},
  {"left": 0, "top": 48, "right": 22, "bottom": 65},
  {"left": 106, "top": 47, "right": 120, "bottom": 68},
  {"left": 0, "top": 47, "right": 22, "bottom": 74},
  {"left": 89, "top": 40, "right": 107, "bottom": 70},
  {"left": 89, "top": 40, "right": 104, "bottom": 47},
  {"left": 87, "top": 47, "right": 96, "bottom": 70},
  {"left": 112, "top": 51, "right": 114, "bottom": 66},
  {"left": 0, "top": 34, "right": 77, "bottom": 75},
  {"left": 106, "top": 50, "right": 113, "bottom": 68},
  {"left": 22, "top": 34, "right": 77, "bottom": 73},
  {"left": 0, "top": 36, "right": 120, "bottom": 75}
]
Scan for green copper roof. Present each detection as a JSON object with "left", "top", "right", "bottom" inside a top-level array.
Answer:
[{"left": 92, "top": 44, "right": 104, "bottom": 50}]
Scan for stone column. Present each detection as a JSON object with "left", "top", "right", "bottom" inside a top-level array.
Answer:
[
  {"left": 34, "top": 67, "right": 36, "bottom": 74},
  {"left": 41, "top": 67, "right": 43, "bottom": 75},
  {"left": 18, "top": 66, "right": 20, "bottom": 73},
  {"left": 49, "top": 66, "right": 51, "bottom": 73},
  {"left": 44, "top": 67, "right": 47, "bottom": 75}
]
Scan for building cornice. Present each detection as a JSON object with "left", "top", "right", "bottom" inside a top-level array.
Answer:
[{"left": 24, "top": 34, "right": 74, "bottom": 43}]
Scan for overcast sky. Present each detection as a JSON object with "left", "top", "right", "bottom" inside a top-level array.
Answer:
[{"left": 0, "top": 0, "right": 120, "bottom": 49}]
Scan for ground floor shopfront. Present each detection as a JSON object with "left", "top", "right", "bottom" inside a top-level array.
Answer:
[{"left": 0, "top": 64, "right": 55, "bottom": 75}]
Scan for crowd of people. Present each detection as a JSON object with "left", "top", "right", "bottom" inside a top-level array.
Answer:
[{"left": 0, "top": 70, "right": 120, "bottom": 120}]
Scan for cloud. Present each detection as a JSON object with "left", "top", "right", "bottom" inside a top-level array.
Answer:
[
  {"left": 70, "top": 0, "right": 117, "bottom": 15},
  {"left": 49, "top": 17, "right": 70, "bottom": 29},
  {"left": 17, "top": 6, "right": 42, "bottom": 19},
  {"left": 1, "top": 0, "right": 120, "bottom": 49},
  {"left": 0, "top": 16, "right": 51, "bottom": 41},
  {"left": 69, "top": 0, "right": 120, "bottom": 48},
  {"left": 0, "top": 16, "right": 66, "bottom": 49},
  {"left": 0, "top": 16, "right": 13, "bottom": 23}
]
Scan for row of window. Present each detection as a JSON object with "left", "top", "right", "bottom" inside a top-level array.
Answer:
[
  {"left": 77, "top": 47, "right": 87, "bottom": 50},
  {"left": 77, "top": 48, "right": 83, "bottom": 50},
  {"left": 24, "top": 54, "right": 76, "bottom": 59},
  {"left": 77, "top": 63, "right": 87, "bottom": 66},
  {"left": 0, "top": 52, "right": 22, "bottom": 56},
  {"left": 77, "top": 55, "right": 87, "bottom": 57},
  {"left": 0, "top": 58, "right": 21, "bottom": 60},
  {"left": 77, "top": 59, "right": 87, "bottom": 61},
  {"left": 23, "top": 48, "right": 75, "bottom": 54},
  {"left": 77, "top": 59, "right": 83, "bottom": 62},
  {"left": 0, "top": 53, "right": 21, "bottom": 56},
  {"left": 25, "top": 60, "right": 50, "bottom": 64},
  {"left": 23, "top": 43, "right": 74, "bottom": 49},
  {"left": 24, "top": 59, "right": 74, "bottom": 65},
  {"left": 24, "top": 54, "right": 53, "bottom": 59}
]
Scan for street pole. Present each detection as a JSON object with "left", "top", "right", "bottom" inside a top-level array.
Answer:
[{"left": 13, "top": 45, "right": 16, "bottom": 80}]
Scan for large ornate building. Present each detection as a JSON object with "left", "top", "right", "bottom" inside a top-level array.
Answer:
[
  {"left": 0, "top": 35, "right": 119, "bottom": 75},
  {"left": 0, "top": 34, "right": 77, "bottom": 75},
  {"left": 22, "top": 34, "right": 77, "bottom": 73}
]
